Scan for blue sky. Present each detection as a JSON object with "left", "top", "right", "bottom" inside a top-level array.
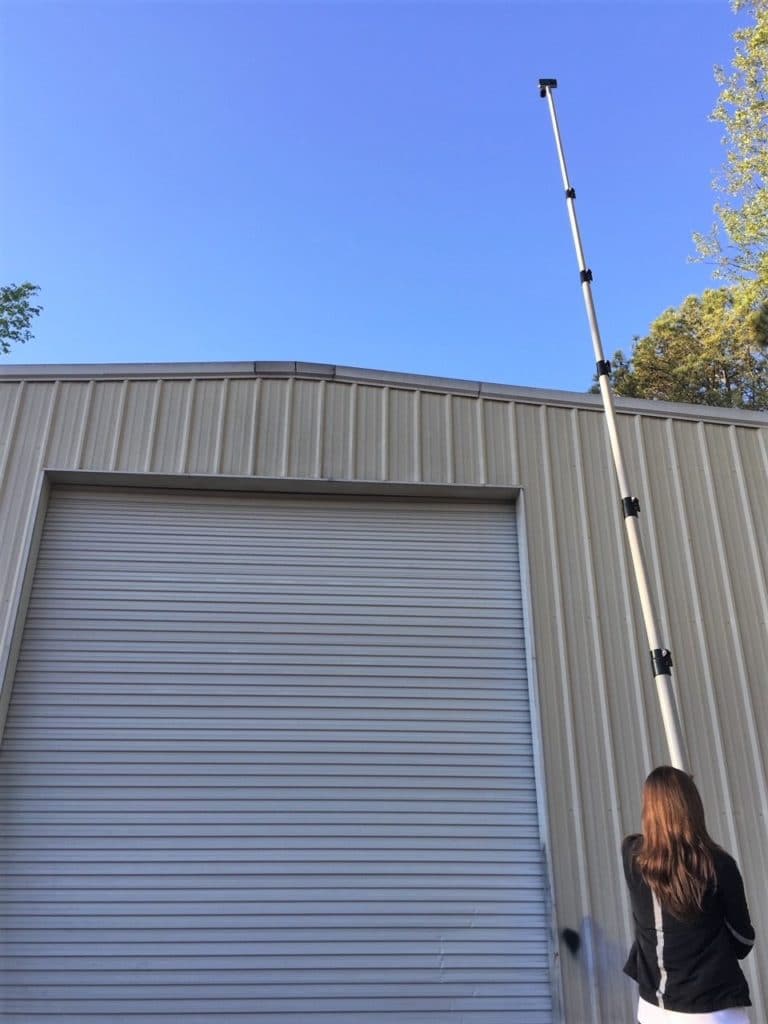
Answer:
[{"left": 0, "top": 0, "right": 746, "bottom": 392}]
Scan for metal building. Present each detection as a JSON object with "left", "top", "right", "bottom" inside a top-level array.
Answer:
[{"left": 0, "top": 360, "right": 766, "bottom": 1024}]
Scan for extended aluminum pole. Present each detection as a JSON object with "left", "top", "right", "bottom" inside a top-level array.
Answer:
[{"left": 538, "top": 78, "right": 687, "bottom": 770}]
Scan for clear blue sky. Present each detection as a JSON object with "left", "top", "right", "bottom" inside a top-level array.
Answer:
[{"left": 0, "top": 0, "right": 746, "bottom": 392}]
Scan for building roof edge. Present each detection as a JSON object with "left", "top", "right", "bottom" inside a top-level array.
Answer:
[{"left": 1, "top": 358, "right": 767, "bottom": 427}]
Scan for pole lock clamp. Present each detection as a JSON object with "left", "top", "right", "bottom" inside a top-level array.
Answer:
[
  {"left": 650, "top": 648, "right": 673, "bottom": 677},
  {"left": 580, "top": 269, "right": 593, "bottom": 283},
  {"left": 565, "top": 187, "right": 576, "bottom": 200},
  {"left": 622, "top": 496, "right": 640, "bottom": 518},
  {"left": 596, "top": 359, "right": 611, "bottom": 378}
]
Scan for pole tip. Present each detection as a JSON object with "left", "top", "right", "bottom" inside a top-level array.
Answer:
[{"left": 538, "top": 78, "right": 557, "bottom": 97}]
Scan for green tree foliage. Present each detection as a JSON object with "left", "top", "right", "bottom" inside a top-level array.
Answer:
[
  {"left": 597, "top": 286, "right": 768, "bottom": 409},
  {"left": 596, "top": 3, "right": 768, "bottom": 408},
  {"left": 693, "top": 0, "right": 768, "bottom": 290},
  {"left": 0, "top": 283, "right": 42, "bottom": 355}
]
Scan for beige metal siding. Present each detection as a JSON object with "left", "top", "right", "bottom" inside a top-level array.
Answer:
[
  {"left": 0, "top": 363, "right": 767, "bottom": 1022},
  {"left": 0, "top": 487, "right": 552, "bottom": 1023}
]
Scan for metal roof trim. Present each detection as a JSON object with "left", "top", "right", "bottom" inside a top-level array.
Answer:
[{"left": 1, "top": 358, "right": 767, "bottom": 426}]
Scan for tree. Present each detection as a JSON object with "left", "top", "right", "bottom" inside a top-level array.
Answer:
[
  {"left": 596, "top": 285, "right": 768, "bottom": 409},
  {"left": 0, "top": 283, "right": 43, "bottom": 355},
  {"left": 693, "top": 0, "right": 768, "bottom": 291},
  {"left": 595, "top": 3, "right": 768, "bottom": 408}
]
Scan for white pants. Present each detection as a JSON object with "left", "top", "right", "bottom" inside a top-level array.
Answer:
[{"left": 638, "top": 997, "right": 750, "bottom": 1023}]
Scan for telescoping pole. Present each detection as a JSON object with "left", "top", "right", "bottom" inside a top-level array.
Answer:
[{"left": 538, "top": 78, "right": 687, "bottom": 771}]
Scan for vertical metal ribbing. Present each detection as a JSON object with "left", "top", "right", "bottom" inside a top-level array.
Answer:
[{"left": 539, "top": 79, "right": 687, "bottom": 771}]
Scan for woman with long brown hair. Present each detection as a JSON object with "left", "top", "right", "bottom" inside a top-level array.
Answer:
[{"left": 623, "top": 766, "right": 755, "bottom": 1023}]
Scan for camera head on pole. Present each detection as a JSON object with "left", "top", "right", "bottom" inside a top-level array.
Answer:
[{"left": 538, "top": 78, "right": 558, "bottom": 98}]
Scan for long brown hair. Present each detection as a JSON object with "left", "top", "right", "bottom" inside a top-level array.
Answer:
[{"left": 635, "top": 766, "right": 718, "bottom": 920}]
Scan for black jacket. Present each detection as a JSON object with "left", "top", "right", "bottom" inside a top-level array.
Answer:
[{"left": 622, "top": 834, "right": 755, "bottom": 1013}]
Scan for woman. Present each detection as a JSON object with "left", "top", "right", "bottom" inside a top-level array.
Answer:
[{"left": 623, "top": 766, "right": 755, "bottom": 1023}]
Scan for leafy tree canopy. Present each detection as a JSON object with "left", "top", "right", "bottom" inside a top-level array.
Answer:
[
  {"left": 694, "top": 0, "right": 768, "bottom": 293},
  {"left": 0, "top": 282, "right": 43, "bottom": 355},
  {"left": 596, "top": 285, "right": 768, "bottom": 409},
  {"left": 596, "top": 3, "right": 768, "bottom": 408}
]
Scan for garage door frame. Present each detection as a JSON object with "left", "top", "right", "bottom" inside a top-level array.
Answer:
[{"left": 0, "top": 468, "right": 564, "bottom": 1021}]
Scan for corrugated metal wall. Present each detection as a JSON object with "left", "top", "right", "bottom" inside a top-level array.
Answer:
[{"left": 1, "top": 363, "right": 767, "bottom": 1022}]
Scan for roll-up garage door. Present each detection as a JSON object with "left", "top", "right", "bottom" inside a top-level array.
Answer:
[{"left": 0, "top": 486, "right": 554, "bottom": 1024}]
